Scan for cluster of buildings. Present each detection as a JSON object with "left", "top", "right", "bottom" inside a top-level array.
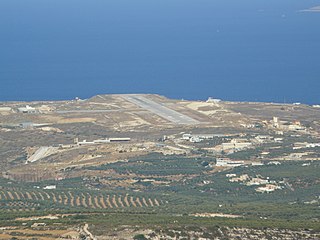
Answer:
[
  {"left": 220, "top": 139, "right": 252, "bottom": 152},
  {"left": 0, "top": 104, "right": 54, "bottom": 114},
  {"left": 226, "top": 173, "right": 282, "bottom": 193},
  {"left": 254, "top": 135, "right": 283, "bottom": 144},
  {"left": 182, "top": 132, "right": 286, "bottom": 155},
  {"left": 269, "top": 117, "right": 307, "bottom": 132},
  {"left": 182, "top": 133, "right": 222, "bottom": 143},
  {"left": 17, "top": 105, "right": 38, "bottom": 114}
]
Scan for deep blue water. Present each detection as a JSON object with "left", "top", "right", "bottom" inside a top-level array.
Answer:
[{"left": 0, "top": 0, "right": 320, "bottom": 103}]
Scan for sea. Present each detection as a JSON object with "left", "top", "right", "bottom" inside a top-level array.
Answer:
[{"left": 0, "top": 0, "right": 319, "bottom": 104}]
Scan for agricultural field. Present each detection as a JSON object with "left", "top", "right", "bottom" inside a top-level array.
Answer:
[
  {"left": 0, "top": 188, "right": 163, "bottom": 215},
  {"left": 1, "top": 157, "right": 319, "bottom": 230}
]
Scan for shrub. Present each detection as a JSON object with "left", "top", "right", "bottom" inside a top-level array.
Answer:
[{"left": 133, "top": 234, "right": 148, "bottom": 240}]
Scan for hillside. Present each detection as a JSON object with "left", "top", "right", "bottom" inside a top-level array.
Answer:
[{"left": 0, "top": 94, "right": 319, "bottom": 239}]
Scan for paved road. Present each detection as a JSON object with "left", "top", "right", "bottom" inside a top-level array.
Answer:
[
  {"left": 26, "top": 146, "right": 50, "bottom": 163},
  {"left": 56, "top": 109, "right": 122, "bottom": 114},
  {"left": 83, "top": 224, "right": 97, "bottom": 240},
  {"left": 122, "top": 95, "right": 199, "bottom": 125}
]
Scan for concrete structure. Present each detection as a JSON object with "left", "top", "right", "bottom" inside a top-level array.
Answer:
[
  {"left": 43, "top": 185, "right": 56, "bottom": 190},
  {"left": 26, "top": 146, "right": 57, "bottom": 164},
  {"left": 182, "top": 134, "right": 192, "bottom": 140},
  {"left": 206, "top": 97, "right": 222, "bottom": 103},
  {"left": 17, "top": 105, "right": 37, "bottom": 113},
  {"left": 216, "top": 158, "right": 244, "bottom": 167},
  {"left": 221, "top": 139, "right": 252, "bottom": 151},
  {"left": 0, "top": 107, "right": 12, "bottom": 112},
  {"left": 251, "top": 162, "right": 264, "bottom": 166},
  {"left": 246, "top": 178, "right": 269, "bottom": 186},
  {"left": 294, "top": 142, "right": 320, "bottom": 149},
  {"left": 108, "top": 138, "right": 131, "bottom": 142},
  {"left": 271, "top": 117, "right": 307, "bottom": 132},
  {"left": 58, "top": 144, "right": 76, "bottom": 149},
  {"left": 78, "top": 137, "right": 131, "bottom": 146},
  {"left": 255, "top": 135, "right": 272, "bottom": 140},
  {"left": 255, "top": 135, "right": 273, "bottom": 143},
  {"left": 122, "top": 94, "right": 199, "bottom": 125},
  {"left": 226, "top": 173, "right": 237, "bottom": 178},
  {"left": 275, "top": 131, "right": 284, "bottom": 135},
  {"left": 307, "top": 143, "right": 320, "bottom": 148},
  {"left": 182, "top": 133, "right": 223, "bottom": 142},
  {"left": 274, "top": 138, "right": 283, "bottom": 143},
  {"left": 287, "top": 123, "right": 305, "bottom": 131},
  {"left": 20, "top": 122, "right": 34, "bottom": 129},
  {"left": 19, "top": 122, "right": 50, "bottom": 129},
  {"left": 193, "top": 134, "right": 218, "bottom": 139},
  {"left": 229, "top": 174, "right": 250, "bottom": 182},
  {"left": 267, "top": 161, "right": 281, "bottom": 165},
  {"left": 77, "top": 140, "right": 95, "bottom": 146},
  {"left": 190, "top": 137, "right": 201, "bottom": 143},
  {"left": 272, "top": 117, "right": 279, "bottom": 128},
  {"left": 256, "top": 184, "right": 281, "bottom": 193}
]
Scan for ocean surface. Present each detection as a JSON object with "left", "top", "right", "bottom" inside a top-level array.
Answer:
[{"left": 0, "top": 0, "right": 320, "bottom": 103}]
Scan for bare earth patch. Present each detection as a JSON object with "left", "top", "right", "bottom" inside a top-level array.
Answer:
[{"left": 191, "top": 213, "right": 242, "bottom": 218}]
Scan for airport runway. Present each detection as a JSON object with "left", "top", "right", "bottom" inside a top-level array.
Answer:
[{"left": 122, "top": 95, "right": 199, "bottom": 125}]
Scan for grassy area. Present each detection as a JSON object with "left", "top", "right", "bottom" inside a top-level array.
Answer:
[{"left": 87, "top": 153, "right": 213, "bottom": 176}]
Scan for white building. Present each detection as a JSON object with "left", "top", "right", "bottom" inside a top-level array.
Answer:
[
  {"left": 221, "top": 139, "right": 252, "bottom": 151},
  {"left": 78, "top": 137, "right": 131, "bottom": 145},
  {"left": 182, "top": 133, "right": 218, "bottom": 142},
  {"left": 256, "top": 184, "right": 281, "bottom": 193},
  {"left": 190, "top": 137, "right": 202, "bottom": 143},
  {"left": 77, "top": 140, "right": 95, "bottom": 145},
  {"left": 182, "top": 134, "right": 192, "bottom": 140},
  {"left": 272, "top": 117, "right": 279, "bottom": 128},
  {"left": 274, "top": 138, "right": 283, "bottom": 143},
  {"left": 206, "top": 97, "right": 222, "bottom": 103},
  {"left": 17, "top": 105, "right": 37, "bottom": 113},
  {"left": 306, "top": 143, "right": 320, "bottom": 148},
  {"left": 43, "top": 185, "right": 56, "bottom": 190},
  {"left": 246, "top": 178, "right": 269, "bottom": 186},
  {"left": 216, "top": 158, "right": 244, "bottom": 167}
]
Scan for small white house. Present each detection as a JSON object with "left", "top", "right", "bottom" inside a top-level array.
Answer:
[{"left": 43, "top": 185, "right": 56, "bottom": 190}]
